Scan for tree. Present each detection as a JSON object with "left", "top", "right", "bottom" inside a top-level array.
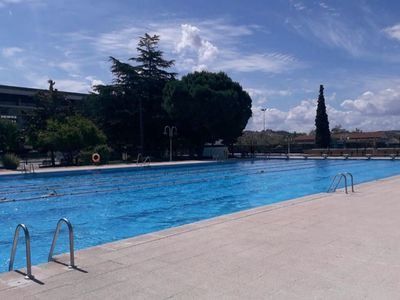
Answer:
[
  {"left": 0, "top": 119, "right": 19, "bottom": 153},
  {"left": 87, "top": 33, "right": 175, "bottom": 155},
  {"left": 315, "top": 85, "right": 331, "bottom": 148},
  {"left": 37, "top": 116, "right": 106, "bottom": 165},
  {"left": 163, "top": 71, "right": 252, "bottom": 154},
  {"left": 25, "top": 80, "right": 75, "bottom": 165}
]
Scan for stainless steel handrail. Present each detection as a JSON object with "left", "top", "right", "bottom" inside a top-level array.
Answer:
[
  {"left": 9, "top": 224, "right": 34, "bottom": 279},
  {"left": 48, "top": 218, "right": 75, "bottom": 268},
  {"left": 328, "top": 172, "right": 355, "bottom": 194},
  {"left": 143, "top": 156, "right": 151, "bottom": 165},
  {"left": 327, "top": 173, "right": 348, "bottom": 194},
  {"left": 136, "top": 153, "right": 143, "bottom": 165},
  {"left": 342, "top": 172, "right": 355, "bottom": 193}
]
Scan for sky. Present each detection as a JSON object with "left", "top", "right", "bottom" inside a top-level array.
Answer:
[{"left": 1, "top": 0, "right": 400, "bottom": 133}]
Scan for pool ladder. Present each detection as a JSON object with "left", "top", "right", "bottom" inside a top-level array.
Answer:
[
  {"left": 327, "top": 172, "right": 355, "bottom": 194},
  {"left": 8, "top": 218, "right": 75, "bottom": 280}
]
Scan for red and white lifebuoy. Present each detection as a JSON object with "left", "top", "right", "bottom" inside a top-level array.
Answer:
[{"left": 92, "top": 153, "right": 101, "bottom": 164}]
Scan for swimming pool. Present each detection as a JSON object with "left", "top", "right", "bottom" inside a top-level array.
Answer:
[{"left": 0, "top": 159, "right": 399, "bottom": 273}]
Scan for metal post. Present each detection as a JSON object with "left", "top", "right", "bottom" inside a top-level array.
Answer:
[
  {"left": 261, "top": 108, "right": 266, "bottom": 131},
  {"left": 48, "top": 218, "right": 75, "bottom": 269},
  {"left": 9, "top": 224, "right": 33, "bottom": 279},
  {"left": 169, "top": 137, "right": 173, "bottom": 162},
  {"left": 164, "top": 126, "right": 177, "bottom": 162}
]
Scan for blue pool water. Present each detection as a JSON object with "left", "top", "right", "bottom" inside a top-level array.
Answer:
[{"left": 0, "top": 159, "right": 399, "bottom": 273}]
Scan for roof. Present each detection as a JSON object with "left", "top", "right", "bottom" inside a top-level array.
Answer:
[
  {"left": 0, "top": 84, "right": 87, "bottom": 100},
  {"left": 333, "top": 131, "right": 387, "bottom": 140},
  {"left": 294, "top": 135, "right": 315, "bottom": 142}
]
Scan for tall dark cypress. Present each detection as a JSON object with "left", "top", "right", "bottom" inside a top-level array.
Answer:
[{"left": 315, "top": 85, "right": 331, "bottom": 148}]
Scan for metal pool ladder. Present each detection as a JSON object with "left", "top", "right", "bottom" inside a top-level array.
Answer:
[
  {"left": 327, "top": 172, "right": 355, "bottom": 194},
  {"left": 48, "top": 218, "right": 75, "bottom": 269},
  {"left": 9, "top": 224, "right": 34, "bottom": 279}
]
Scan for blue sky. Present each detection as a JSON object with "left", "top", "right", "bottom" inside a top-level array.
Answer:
[{"left": 1, "top": 0, "right": 400, "bottom": 132}]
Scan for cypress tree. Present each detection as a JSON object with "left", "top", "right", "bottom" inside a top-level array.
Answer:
[{"left": 315, "top": 84, "right": 331, "bottom": 148}]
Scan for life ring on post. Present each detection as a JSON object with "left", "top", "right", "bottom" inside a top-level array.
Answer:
[{"left": 92, "top": 153, "right": 101, "bottom": 164}]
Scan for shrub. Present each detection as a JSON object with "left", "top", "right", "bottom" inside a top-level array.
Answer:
[
  {"left": 93, "top": 144, "right": 111, "bottom": 163},
  {"left": 78, "top": 144, "right": 112, "bottom": 165},
  {"left": 2, "top": 153, "right": 20, "bottom": 170}
]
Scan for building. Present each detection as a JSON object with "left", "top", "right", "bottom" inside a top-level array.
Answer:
[
  {"left": 0, "top": 84, "right": 87, "bottom": 126},
  {"left": 294, "top": 131, "right": 390, "bottom": 148}
]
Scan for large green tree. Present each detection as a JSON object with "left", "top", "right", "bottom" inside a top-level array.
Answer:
[
  {"left": 315, "top": 84, "right": 331, "bottom": 148},
  {"left": 37, "top": 116, "right": 106, "bottom": 165},
  {"left": 87, "top": 34, "right": 175, "bottom": 155},
  {"left": 163, "top": 71, "right": 252, "bottom": 153}
]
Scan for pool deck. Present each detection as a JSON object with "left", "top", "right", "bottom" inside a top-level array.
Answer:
[
  {"left": 1, "top": 175, "right": 400, "bottom": 299},
  {"left": 0, "top": 160, "right": 214, "bottom": 176}
]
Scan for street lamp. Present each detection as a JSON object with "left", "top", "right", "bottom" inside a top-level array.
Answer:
[
  {"left": 164, "top": 126, "right": 177, "bottom": 162},
  {"left": 286, "top": 135, "right": 293, "bottom": 156},
  {"left": 260, "top": 108, "right": 266, "bottom": 131}
]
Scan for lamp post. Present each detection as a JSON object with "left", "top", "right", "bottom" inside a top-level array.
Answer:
[
  {"left": 164, "top": 126, "right": 177, "bottom": 161},
  {"left": 260, "top": 108, "right": 266, "bottom": 131},
  {"left": 286, "top": 135, "right": 293, "bottom": 156}
]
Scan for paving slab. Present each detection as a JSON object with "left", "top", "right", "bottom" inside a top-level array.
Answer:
[{"left": 1, "top": 175, "right": 400, "bottom": 299}]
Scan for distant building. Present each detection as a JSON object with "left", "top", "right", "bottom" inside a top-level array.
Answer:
[
  {"left": 0, "top": 84, "right": 87, "bottom": 126},
  {"left": 293, "top": 135, "right": 315, "bottom": 145},
  {"left": 294, "top": 131, "right": 390, "bottom": 147}
]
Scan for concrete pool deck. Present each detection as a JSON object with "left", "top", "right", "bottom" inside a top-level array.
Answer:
[
  {"left": 0, "top": 160, "right": 214, "bottom": 176},
  {"left": 1, "top": 175, "right": 400, "bottom": 299}
]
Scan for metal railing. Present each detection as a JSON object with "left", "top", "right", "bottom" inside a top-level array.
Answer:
[
  {"left": 135, "top": 153, "right": 143, "bottom": 165},
  {"left": 143, "top": 156, "right": 151, "bottom": 166},
  {"left": 21, "top": 163, "right": 35, "bottom": 174},
  {"left": 9, "top": 224, "right": 34, "bottom": 279},
  {"left": 327, "top": 172, "right": 355, "bottom": 194},
  {"left": 48, "top": 218, "right": 75, "bottom": 269}
]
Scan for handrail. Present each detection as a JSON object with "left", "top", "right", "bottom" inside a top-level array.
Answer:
[
  {"left": 143, "top": 156, "right": 151, "bottom": 165},
  {"left": 135, "top": 153, "right": 143, "bottom": 165},
  {"left": 342, "top": 172, "right": 355, "bottom": 192},
  {"left": 21, "top": 163, "right": 35, "bottom": 174},
  {"left": 48, "top": 218, "right": 75, "bottom": 268},
  {"left": 9, "top": 224, "right": 34, "bottom": 279},
  {"left": 327, "top": 173, "right": 347, "bottom": 194},
  {"left": 327, "top": 172, "right": 355, "bottom": 194}
]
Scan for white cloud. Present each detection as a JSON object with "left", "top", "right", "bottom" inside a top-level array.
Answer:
[
  {"left": 0, "top": 0, "right": 42, "bottom": 8},
  {"left": 1, "top": 46, "right": 23, "bottom": 57},
  {"left": 217, "top": 52, "right": 300, "bottom": 73},
  {"left": 246, "top": 85, "right": 400, "bottom": 132},
  {"left": 176, "top": 24, "right": 218, "bottom": 69},
  {"left": 341, "top": 87, "right": 400, "bottom": 116},
  {"left": 292, "top": 1, "right": 306, "bottom": 11},
  {"left": 66, "top": 20, "right": 298, "bottom": 75},
  {"left": 383, "top": 24, "right": 400, "bottom": 41}
]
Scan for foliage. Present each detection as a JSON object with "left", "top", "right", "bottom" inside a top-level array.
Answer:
[
  {"left": 236, "top": 130, "right": 302, "bottom": 146},
  {"left": 37, "top": 116, "right": 106, "bottom": 165},
  {"left": 163, "top": 71, "right": 252, "bottom": 150},
  {"left": 25, "top": 81, "right": 75, "bottom": 146},
  {"left": 84, "top": 85, "right": 140, "bottom": 151},
  {"left": 86, "top": 34, "right": 175, "bottom": 155},
  {"left": 78, "top": 144, "right": 112, "bottom": 165},
  {"left": 0, "top": 119, "right": 19, "bottom": 153},
  {"left": 331, "top": 124, "right": 349, "bottom": 134},
  {"left": 2, "top": 153, "right": 20, "bottom": 170},
  {"left": 315, "top": 85, "right": 331, "bottom": 148}
]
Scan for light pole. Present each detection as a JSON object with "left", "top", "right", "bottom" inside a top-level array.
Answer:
[
  {"left": 260, "top": 108, "right": 266, "bottom": 131},
  {"left": 164, "top": 126, "right": 177, "bottom": 162},
  {"left": 286, "top": 135, "right": 293, "bottom": 156}
]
